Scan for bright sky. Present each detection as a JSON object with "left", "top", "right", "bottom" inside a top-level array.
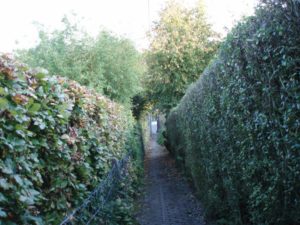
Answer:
[{"left": 0, "top": 0, "right": 257, "bottom": 53}]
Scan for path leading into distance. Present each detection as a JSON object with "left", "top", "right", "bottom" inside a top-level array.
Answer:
[{"left": 136, "top": 135, "right": 205, "bottom": 225}]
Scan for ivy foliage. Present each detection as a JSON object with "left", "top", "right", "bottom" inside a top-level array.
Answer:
[
  {"left": 166, "top": 0, "right": 300, "bottom": 224},
  {"left": 0, "top": 55, "right": 137, "bottom": 224},
  {"left": 145, "top": 0, "right": 219, "bottom": 112},
  {"left": 17, "top": 16, "right": 145, "bottom": 104}
]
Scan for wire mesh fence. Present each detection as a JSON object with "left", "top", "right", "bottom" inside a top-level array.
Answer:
[{"left": 59, "top": 153, "right": 131, "bottom": 225}]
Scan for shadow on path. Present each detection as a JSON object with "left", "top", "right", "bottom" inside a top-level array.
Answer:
[{"left": 136, "top": 135, "right": 205, "bottom": 225}]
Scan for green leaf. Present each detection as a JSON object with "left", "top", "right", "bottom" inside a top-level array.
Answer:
[
  {"left": 0, "top": 193, "right": 7, "bottom": 202},
  {"left": 39, "top": 122, "right": 46, "bottom": 130},
  {"left": 0, "top": 178, "right": 11, "bottom": 190},
  {"left": 19, "top": 189, "right": 40, "bottom": 205},
  {"left": 0, "top": 87, "right": 6, "bottom": 96},
  {"left": 0, "top": 97, "right": 9, "bottom": 109},
  {"left": 14, "top": 175, "right": 24, "bottom": 185},
  {"left": 60, "top": 180, "right": 68, "bottom": 188},
  {"left": 13, "top": 138, "right": 26, "bottom": 147},
  {"left": 35, "top": 73, "right": 46, "bottom": 80},
  {"left": 28, "top": 103, "right": 41, "bottom": 114},
  {"left": 61, "top": 134, "right": 69, "bottom": 140},
  {"left": 0, "top": 208, "right": 7, "bottom": 218},
  {"left": 19, "top": 195, "right": 30, "bottom": 204},
  {"left": 1, "top": 165, "right": 13, "bottom": 175}
]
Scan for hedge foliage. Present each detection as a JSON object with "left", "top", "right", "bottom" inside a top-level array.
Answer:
[
  {"left": 166, "top": 1, "right": 300, "bottom": 224},
  {"left": 0, "top": 55, "right": 137, "bottom": 224}
]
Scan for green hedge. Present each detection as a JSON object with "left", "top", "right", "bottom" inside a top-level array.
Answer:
[
  {"left": 0, "top": 55, "right": 136, "bottom": 224},
  {"left": 166, "top": 1, "right": 300, "bottom": 224}
]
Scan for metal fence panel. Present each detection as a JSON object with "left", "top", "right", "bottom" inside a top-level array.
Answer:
[{"left": 60, "top": 153, "right": 131, "bottom": 225}]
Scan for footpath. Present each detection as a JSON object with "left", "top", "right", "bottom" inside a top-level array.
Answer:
[{"left": 136, "top": 135, "right": 205, "bottom": 225}]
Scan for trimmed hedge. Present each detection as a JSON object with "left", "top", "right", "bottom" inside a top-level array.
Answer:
[
  {"left": 166, "top": 1, "right": 300, "bottom": 224},
  {"left": 0, "top": 55, "right": 136, "bottom": 224}
]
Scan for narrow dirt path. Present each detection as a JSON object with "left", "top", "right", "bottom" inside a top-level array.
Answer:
[{"left": 136, "top": 135, "right": 205, "bottom": 225}]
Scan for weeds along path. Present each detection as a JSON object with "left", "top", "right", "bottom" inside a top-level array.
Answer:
[{"left": 136, "top": 135, "right": 205, "bottom": 225}]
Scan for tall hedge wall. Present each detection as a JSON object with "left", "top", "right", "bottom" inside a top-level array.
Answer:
[
  {"left": 0, "top": 55, "right": 136, "bottom": 224},
  {"left": 166, "top": 1, "right": 300, "bottom": 224}
]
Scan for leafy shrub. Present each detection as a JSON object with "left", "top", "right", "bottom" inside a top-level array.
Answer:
[
  {"left": 0, "top": 55, "right": 137, "bottom": 224},
  {"left": 166, "top": 1, "right": 300, "bottom": 224}
]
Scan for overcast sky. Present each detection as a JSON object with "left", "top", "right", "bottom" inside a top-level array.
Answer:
[{"left": 0, "top": 0, "right": 257, "bottom": 52}]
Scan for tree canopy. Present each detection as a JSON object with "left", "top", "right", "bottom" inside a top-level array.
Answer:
[
  {"left": 145, "top": 0, "right": 219, "bottom": 112},
  {"left": 17, "top": 17, "right": 145, "bottom": 104}
]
